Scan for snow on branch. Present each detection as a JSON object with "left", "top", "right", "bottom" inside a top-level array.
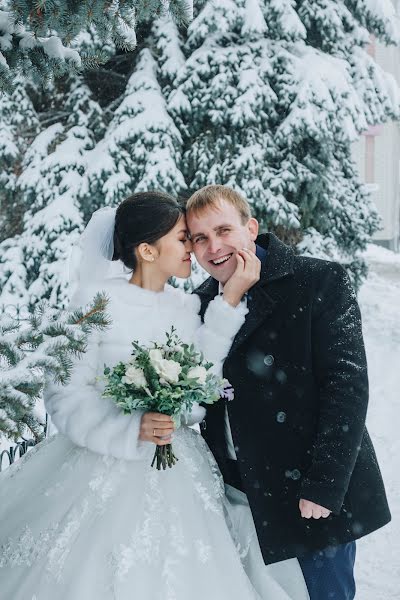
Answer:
[
  {"left": 0, "top": 1, "right": 193, "bottom": 92},
  {"left": 0, "top": 292, "right": 110, "bottom": 442}
]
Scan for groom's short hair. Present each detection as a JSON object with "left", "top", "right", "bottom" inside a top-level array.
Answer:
[{"left": 186, "top": 185, "right": 252, "bottom": 224}]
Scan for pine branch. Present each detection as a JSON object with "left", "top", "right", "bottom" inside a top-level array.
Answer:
[
  {"left": 0, "top": 1, "right": 193, "bottom": 92},
  {"left": 0, "top": 293, "right": 110, "bottom": 442},
  {"left": 103, "top": 91, "right": 125, "bottom": 115}
]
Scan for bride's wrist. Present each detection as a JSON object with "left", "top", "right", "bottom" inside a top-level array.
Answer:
[{"left": 222, "top": 292, "right": 241, "bottom": 307}]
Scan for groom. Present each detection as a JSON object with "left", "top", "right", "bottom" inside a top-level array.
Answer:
[{"left": 185, "top": 184, "right": 391, "bottom": 600}]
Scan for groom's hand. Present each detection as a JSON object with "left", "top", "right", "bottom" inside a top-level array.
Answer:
[
  {"left": 299, "top": 499, "right": 332, "bottom": 519},
  {"left": 223, "top": 248, "right": 261, "bottom": 307},
  {"left": 139, "top": 412, "right": 175, "bottom": 445}
]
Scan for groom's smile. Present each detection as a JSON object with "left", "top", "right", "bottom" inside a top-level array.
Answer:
[{"left": 210, "top": 253, "right": 234, "bottom": 266}]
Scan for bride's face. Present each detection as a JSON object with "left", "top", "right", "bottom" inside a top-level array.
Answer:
[{"left": 153, "top": 215, "right": 193, "bottom": 279}]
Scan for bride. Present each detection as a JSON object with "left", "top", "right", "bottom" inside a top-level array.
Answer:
[{"left": 0, "top": 191, "right": 309, "bottom": 600}]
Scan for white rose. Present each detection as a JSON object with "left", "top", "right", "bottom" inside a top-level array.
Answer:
[
  {"left": 187, "top": 366, "right": 208, "bottom": 385},
  {"left": 156, "top": 359, "right": 182, "bottom": 384},
  {"left": 122, "top": 365, "right": 147, "bottom": 388},
  {"left": 149, "top": 348, "right": 164, "bottom": 371}
]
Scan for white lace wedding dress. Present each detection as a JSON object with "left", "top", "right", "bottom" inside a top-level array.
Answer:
[{"left": 0, "top": 279, "right": 309, "bottom": 600}]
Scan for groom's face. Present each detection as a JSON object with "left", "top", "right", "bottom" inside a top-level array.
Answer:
[{"left": 187, "top": 198, "right": 259, "bottom": 285}]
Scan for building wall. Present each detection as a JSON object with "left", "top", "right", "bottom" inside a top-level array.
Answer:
[{"left": 352, "top": 39, "right": 400, "bottom": 252}]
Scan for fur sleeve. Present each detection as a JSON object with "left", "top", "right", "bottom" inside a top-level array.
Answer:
[
  {"left": 194, "top": 295, "right": 248, "bottom": 375},
  {"left": 44, "top": 290, "right": 153, "bottom": 461}
]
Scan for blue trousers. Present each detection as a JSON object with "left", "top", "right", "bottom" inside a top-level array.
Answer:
[{"left": 298, "top": 542, "right": 356, "bottom": 600}]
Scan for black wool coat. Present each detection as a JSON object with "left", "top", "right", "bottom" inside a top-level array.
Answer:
[{"left": 195, "top": 233, "right": 391, "bottom": 565}]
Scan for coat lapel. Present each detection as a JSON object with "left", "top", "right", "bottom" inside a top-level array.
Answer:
[
  {"left": 227, "top": 284, "right": 277, "bottom": 357},
  {"left": 195, "top": 233, "right": 295, "bottom": 357}
]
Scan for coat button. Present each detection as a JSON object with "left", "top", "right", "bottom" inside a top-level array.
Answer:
[{"left": 263, "top": 354, "right": 274, "bottom": 366}]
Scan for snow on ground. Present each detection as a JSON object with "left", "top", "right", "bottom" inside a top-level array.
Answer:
[
  {"left": 355, "top": 244, "right": 400, "bottom": 600},
  {"left": 0, "top": 243, "right": 399, "bottom": 597}
]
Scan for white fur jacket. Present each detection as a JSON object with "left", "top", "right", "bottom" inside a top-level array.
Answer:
[{"left": 44, "top": 277, "right": 248, "bottom": 461}]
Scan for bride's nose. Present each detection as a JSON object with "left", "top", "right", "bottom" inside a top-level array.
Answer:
[{"left": 185, "top": 238, "right": 193, "bottom": 252}]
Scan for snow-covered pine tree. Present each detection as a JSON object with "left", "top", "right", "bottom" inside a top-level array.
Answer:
[
  {"left": 0, "top": 292, "right": 109, "bottom": 442},
  {"left": 2, "top": 0, "right": 399, "bottom": 309},
  {"left": 0, "top": 83, "right": 40, "bottom": 311},
  {"left": 0, "top": 77, "right": 105, "bottom": 311},
  {"left": 0, "top": 82, "right": 39, "bottom": 243},
  {"left": 171, "top": 0, "right": 301, "bottom": 229},
  {"left": 82, "top": 45, "right": 186, "bottom": 216},
  {"left": 152, "top": 16, "right": 210, "bottom": 291},
  {"left": 171, "top": 0, "right": 400, "bottom": 285},
  {"left": 286, "top": 0, "right": 400, "bottom": 283},
  {"left": 0, "top": 0, "right": 193, "bottom": 92},
  {"left": 153, "top": 16, "right": 186, "bottom": 95}
]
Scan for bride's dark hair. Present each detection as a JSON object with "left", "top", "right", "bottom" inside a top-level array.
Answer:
[{"left": 112, "top": 191, "right": 184, "bottom": 271}]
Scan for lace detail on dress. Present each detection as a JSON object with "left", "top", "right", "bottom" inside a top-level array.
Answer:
[
  {"left": 46, "top": 454, "right": 129, "bottom": 583},
  {"left": 88, "top": 454, "right": 127, "bottom": 506},
  {"left": 174, "top": 426, "right": 225, "bottom": 514},
  {"left": 0, "top": 445, "right": 127, "bottom": 583},
  {"left": 46, "top": 500, "right": 90, "bottom": 582},
  {"left": 43, "top": 443, "right": 89, "bottom": 498},
  {"left": 0, "top": 523, "right": 59, "bottom": 568},
  {"left": 108, "top": 427, "right": 225, "bottom": 595},
  {"left": 111, "top": 468, "right": 165, "bottom": 581},
  {"left": 195, "top": 539, "right": 212, "bottom": 563},
  {"left": 0, "top": 426, "right": 288, "bottom": 600}
]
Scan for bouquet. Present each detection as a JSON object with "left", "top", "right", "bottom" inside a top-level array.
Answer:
[{"left": 102, "top": 327, "right": 231, "bottom": 470}]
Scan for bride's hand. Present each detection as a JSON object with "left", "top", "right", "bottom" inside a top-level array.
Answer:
[
  {"left": 139, "top": 412, "right": 175, "bottom": 445},
  {"left": 222, "top": 249, "right": 261, "bottom": 307}
]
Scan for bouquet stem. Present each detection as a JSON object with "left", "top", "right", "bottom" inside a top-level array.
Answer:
[{"left": 151, "top": 444, "right": 179, "bottom": 470}]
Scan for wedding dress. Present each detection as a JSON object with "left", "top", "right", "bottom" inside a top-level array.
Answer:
[{"left": 0, "top": 278, "right": 309, "bottom": 600}]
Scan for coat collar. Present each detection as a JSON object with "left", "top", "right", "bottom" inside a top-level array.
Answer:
[
  {"left": 195, "top": 233, "right": 295, "bottom": 357},
  {"left": 195, "top": 233, "right": 295, "bottom": 299}
]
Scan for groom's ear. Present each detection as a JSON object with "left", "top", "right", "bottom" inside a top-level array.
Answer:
[{"left": 247, "top": 217, "right": 259, "bottom": 241}]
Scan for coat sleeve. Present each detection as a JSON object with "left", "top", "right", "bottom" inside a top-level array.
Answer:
[
  {"left": 299, "top": 263, "right": 369, "bottom": 514},
  {"left": 193, "top": 294, "right": 248, "bottom": 375},
  {"left": 43, "top": 289, "right": 153, "bottom": 461}
]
